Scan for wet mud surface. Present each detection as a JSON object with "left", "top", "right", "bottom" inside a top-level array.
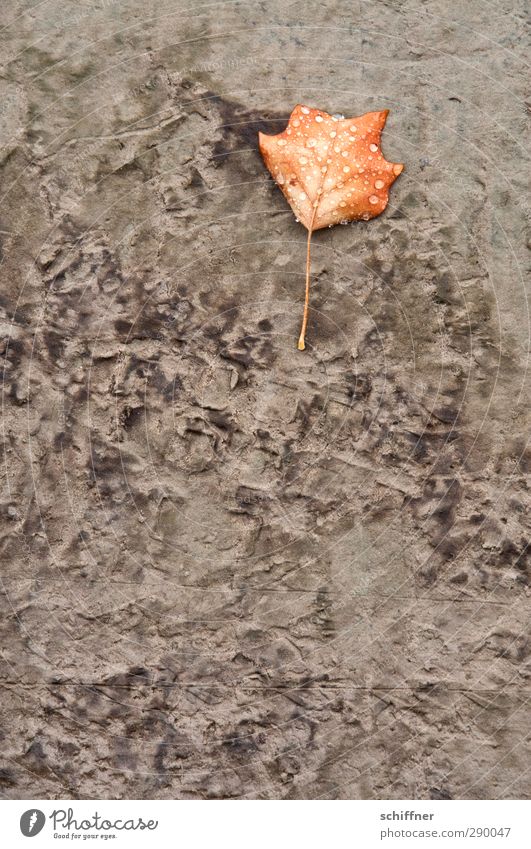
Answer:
[{"left": 0, "top": 1, "right": 529, "bottom": 798}]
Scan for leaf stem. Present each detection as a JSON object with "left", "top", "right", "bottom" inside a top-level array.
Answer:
[
  {"left": 298, "top": 205, "right": 318, "bottom": 351},
  {"left": 297, "top": 226, "right": 313, "bottom": 350}
]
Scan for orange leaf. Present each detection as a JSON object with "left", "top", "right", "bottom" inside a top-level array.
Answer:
[{"left": 259, "top": 105, "right": 403, "bottom": 349}]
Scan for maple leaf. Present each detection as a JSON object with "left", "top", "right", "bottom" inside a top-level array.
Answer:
[{"left": 259, "top": 105, "right": 403, "bottom": 349}]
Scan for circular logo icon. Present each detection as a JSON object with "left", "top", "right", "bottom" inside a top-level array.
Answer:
[{"left": 20, "top": 810, "right": 46, "bottom": 837}]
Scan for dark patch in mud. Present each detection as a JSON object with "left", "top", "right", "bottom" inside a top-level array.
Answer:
[{"left": 207, "top": 92, "right": 288, "bottom": 166}]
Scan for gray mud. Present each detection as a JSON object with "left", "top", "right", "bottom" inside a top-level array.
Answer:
[{"left": 0, "top": 1, "right": 529, "bottom": 799}]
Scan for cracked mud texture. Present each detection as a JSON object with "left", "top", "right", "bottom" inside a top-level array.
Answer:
[{"left": 0, "top": 1, "right": 529, "bottom": 800}]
